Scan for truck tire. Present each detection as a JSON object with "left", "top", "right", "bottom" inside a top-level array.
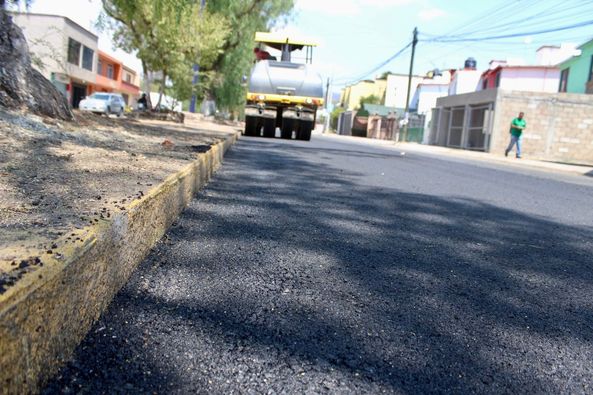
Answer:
[
  {"left": 263, "top": 118, "right": 276, "bottom": 138},
  {"left": 297, "top": 121, "right": 313, "bottom": 141},
  {"left": 281, "top": 119, "right": 295, "bottom": 139},
  {"left": 244, "top": 116, "right": 258, "bottom": 136}
]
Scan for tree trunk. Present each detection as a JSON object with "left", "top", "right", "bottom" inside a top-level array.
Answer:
[
  {"left": 156, "top": 70, "right": 166, "bottom": 111},
  {"left": 141, "top": 60, "right": 152, "bottom": 110},
  {"left": 0, "top": 8, "right": 73, "bottom": 120}
]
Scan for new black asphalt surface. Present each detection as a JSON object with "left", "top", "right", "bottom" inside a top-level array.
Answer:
[{"left": 45, "top": 134, "right": 593, "bottom": 394}]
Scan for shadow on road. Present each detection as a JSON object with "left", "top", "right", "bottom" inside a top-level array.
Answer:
[{"left": 45, "top": 138, "right": 593, "bottom": 393}]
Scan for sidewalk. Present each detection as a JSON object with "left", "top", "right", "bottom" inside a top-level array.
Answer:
[{"left": 322, "top": 133, "right": 593, "bottom": 178}]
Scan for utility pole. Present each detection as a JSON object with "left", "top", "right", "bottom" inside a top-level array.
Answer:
[
  {"left": 189, "top": 0, "right": 207, "bottom": 113},
  {"left": 324, "top": 77, "right": 331, "bottom": 133},
  {"left": 402, "top": 27, "right": 418, "bottom": 143}
]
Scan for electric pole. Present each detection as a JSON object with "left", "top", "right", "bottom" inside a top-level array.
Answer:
[
  {"left": 402, "top": 27, "right": 418, "bottom": 143},
  {"left": 324, "top": 77, "right": 330, "bottom": 133}
]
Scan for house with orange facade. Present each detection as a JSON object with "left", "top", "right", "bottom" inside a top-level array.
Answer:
[{"left": 94, "top": 50, "right": 141, "bottom": 106}]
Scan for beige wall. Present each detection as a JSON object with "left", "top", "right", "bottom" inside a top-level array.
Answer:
[
  {"left": 342, "top": 80, "right": 387, "bottom": 110},
  {"left": 491, "top": 91, "right": 593, "bottom": 165}
]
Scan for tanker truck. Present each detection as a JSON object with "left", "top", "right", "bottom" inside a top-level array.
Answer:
[{"left": 244, "top": 32, "right": 324, "bottom": 141}]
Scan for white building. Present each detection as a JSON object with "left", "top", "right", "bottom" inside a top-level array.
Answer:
[
  {"left": 11, "top": 12, "right": 99, "bottom": 108},
  {"left": 384, "top": 73, "right": 423, "bottom": 109}
]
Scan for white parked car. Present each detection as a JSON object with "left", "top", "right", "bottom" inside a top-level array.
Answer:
[{"left": 79, "top": 93, "right": 125, "bottom": 116}]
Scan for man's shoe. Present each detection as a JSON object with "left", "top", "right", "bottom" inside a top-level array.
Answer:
[
  {"left": 516, "top": 155, "right": 522, "bottom": 159},
  {"left": 505, "top": 150, "right": 509, "bottom": 157}
]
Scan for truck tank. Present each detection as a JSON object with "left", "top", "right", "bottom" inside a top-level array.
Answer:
[
  {"left": 248, "top": 61, "right": 323, "bottom": 99},
  {"left": 244, "top": 32, "right": 324, "bottom": 141}
]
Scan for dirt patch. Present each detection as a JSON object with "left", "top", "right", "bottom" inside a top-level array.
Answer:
[{"left": 0, "top": 109, "right": 239, "bottom": 293}]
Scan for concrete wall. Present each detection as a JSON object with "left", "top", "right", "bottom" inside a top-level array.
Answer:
[
  {"left": 490, "top": 91, "right": 593, "bottom": 165},
  {"left": 436, "top": 88, "right": 498, "bottom": 108},
  {"left": 498, "top": 68, "right": 560, "bottom": 93}
]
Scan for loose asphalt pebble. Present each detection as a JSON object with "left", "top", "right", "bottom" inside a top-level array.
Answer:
[{"left": 44, "top": 135, "right": 593, "bottom": 394}]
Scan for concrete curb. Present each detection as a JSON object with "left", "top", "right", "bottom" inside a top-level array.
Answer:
[{"left": 0, "top": 132, "right": 239, "bottom": 394}]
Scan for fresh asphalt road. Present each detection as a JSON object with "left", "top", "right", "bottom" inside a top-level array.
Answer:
[{"left": 46, "top": 134, "right": 593, "bottom": 394}]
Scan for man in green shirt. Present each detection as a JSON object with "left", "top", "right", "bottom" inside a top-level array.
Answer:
[{"left": 505, "top": 112, "right": 526, "bottom": 158}]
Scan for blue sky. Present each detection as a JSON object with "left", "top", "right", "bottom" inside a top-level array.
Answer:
[
  {"left": 20, "top": 0, "right": 593, "bottom": 89},
  {"left": 281, "top": 0, "right": 593, "bottom": 87}
]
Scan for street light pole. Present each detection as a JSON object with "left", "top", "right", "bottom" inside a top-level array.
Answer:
[{"left": 402, "top": 27, "right": 418, "bottom": 143}]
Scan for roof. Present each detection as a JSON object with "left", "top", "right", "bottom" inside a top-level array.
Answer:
[
  {"left": 481, "top": 64, "right": 558, "bottom": 77},
  {"left": 577, "top": 37, "right": 593, "bottom": 49},
  {"left": 254, "top": 32, "right": 317, "bottom": 50},
  {"left": 98, "top": 50, "right": 122, "bottom": 65},
  {"left": 10, "top": 12, "right": 98, "bottom": 40},
  {"left": 361, "top": 104, "right": 404, "bottom": 117}
]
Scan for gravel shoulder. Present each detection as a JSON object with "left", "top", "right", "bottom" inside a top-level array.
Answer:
[{"left": 0, "top": 109, "right": 238, "bottom": 294}]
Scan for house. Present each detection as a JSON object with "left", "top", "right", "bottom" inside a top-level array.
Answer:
[
  {"left": 424, "top": 44, "right": 593, "bottom": 165},
  {"left": 383, "top": 73, "right": 423, "bottom": 109},
  {"left": 341, "top": 79, "right": 387, "bottom": 110},
  {"left": 11, "top": 12, "right": 98, "bottom": 108},
  {"left": 557, "top": 38, "right": 593, "bottom": 94},
  {"left": 95, "top": 51, "right": 140, "bottom": 106},
  {"left": 479, "top": 48, "right": 562, "bottom": 93}
]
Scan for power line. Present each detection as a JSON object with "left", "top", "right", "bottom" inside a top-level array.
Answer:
[
  {"left": 424, "top": 19, "right": 593, "bottom": 43},
  {"left": 334, "top": 42, "right": 412, "bottom": 85}
]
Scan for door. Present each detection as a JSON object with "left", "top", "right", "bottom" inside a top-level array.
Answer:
[{"left": 71, "top": 84, "right": 87, "bottom": 108}]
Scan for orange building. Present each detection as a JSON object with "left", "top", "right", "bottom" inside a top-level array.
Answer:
[{"left": 92, "top": 50, "right": 140, "bottom": 106}]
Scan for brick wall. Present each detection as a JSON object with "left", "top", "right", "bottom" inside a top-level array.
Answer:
[{"left": 490, "top": 91, "right": 593, "bottom": 165}]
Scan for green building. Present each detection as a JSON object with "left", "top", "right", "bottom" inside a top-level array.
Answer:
[{"left": 558, "top": 38, "right": 593, "bottom": 94}]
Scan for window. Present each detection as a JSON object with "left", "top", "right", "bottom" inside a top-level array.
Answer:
[
  {"left": 97, "top": 60, "right": 103, "bottom": 75},
  {"left": 125, "top": 74, "right": 132, "bottom": 83},
  {"left": 67, "top": 38, "right": 81, "bottom": 65},
  {"left": 559, "top": 68, "right": 569, "bottom": 92},
  {"left": 82, "top": 46, "right": 94, "bottom": 71},
  {"left": 495, "top": 73, "right": 501, "bottom": 88},
  {"left": 107, "top": 64, "right": 114, "bottom": 79},
  {"left": 482, "top": 79, "right": 488, "bottom": 90}
]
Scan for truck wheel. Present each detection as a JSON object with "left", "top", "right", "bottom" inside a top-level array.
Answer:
[
  {"left": 281, "top": 119, "right": 295, "bottom": 139},
  {"left": 244, "top": 116, "right": 258, "bottom": 136},
  {"left": 263, "top": 118, "right": 276, "bottom": 138},
  {"left": 297, "top": 121, "right": 313, "bottom": 141}
]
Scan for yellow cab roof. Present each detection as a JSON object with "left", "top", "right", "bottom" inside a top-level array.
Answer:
[{"left": 254, "top": 32, "right": 317, "bottom": 51}]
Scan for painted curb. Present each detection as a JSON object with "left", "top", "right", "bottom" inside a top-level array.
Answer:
[{"left": 0, "top": 132, "right": 239, "bottom": 394}]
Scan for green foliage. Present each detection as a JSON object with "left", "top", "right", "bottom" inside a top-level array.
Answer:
[
  {"left": 359, "top": 94, "right": 381, "bottom": 107},
  {"left": 100, "top": 0, "right": 295, "bottom": 111},
  {"left": 330, "top": 106, "right": 345, "bottom": 131},
  {"left": 100, "top": 0, "right": 229, "bottom": 103},
  {"left": 204, "top": 0, "right": 295, "bottom": 112}
]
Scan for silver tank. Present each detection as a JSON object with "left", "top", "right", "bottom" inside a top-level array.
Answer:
[{"left": 248, "top": 60, "right": 323, "bottom": 99}]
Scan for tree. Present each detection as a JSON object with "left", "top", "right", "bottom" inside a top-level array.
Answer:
[
  {"left": 204, "top": 0, "right": 294, "bottom": 114},
  {"left": 100, "top": 0, "right": 229, "bottom": 109},
  {"left": 0, "top": 0, "right": 73, "bottom": 119},
  {"left": 359, "top": 94, "right": 381, "bottom": 107},
  {"left": 330, "top": 106, "right": 345, "bottom": 131}
]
